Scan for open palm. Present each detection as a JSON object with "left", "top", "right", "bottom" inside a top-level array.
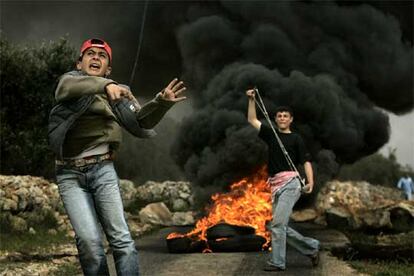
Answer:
[{"left": 160, "top": 78, "right": 187, "bottom": 102}]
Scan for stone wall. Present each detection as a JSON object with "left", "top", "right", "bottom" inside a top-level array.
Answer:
[
  {"left": 0, "top": 175, "right": 71, "bottom": 235},
  {"left": 134, "top": 180, "right": 194, "bottom": 212},
  {"left": 1, "top": 175, "right": 196, "bottom": 235},
  {"left": 316, "top": 180, "right": 412, "bottom": 231},
  {"left": 120, "top": 180, "right": 196, "bottom": 226}
]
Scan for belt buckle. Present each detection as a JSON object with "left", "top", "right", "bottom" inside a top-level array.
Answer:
[
  {"left": 100, "top": 153, "right": 109, "bottom": 162},
  {"left": 74, "top": 159, "right": 86, "bottom": 167},
  {"left": 85, "top": 158, "right": 96, "bottom": 165}
]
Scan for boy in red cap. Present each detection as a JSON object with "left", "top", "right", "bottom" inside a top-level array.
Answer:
[{"left": 49, "top": 38, "right": 186, "bottom": 275}]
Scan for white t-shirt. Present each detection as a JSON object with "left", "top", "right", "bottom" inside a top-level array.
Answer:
[{"left": 70, "top": 143, "right": 109, "bottom": 159}]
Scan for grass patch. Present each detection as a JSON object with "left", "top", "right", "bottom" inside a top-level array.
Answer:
[
  {"left": 0, "top": 262, "right": 25, "bottom": 272},
  {"left": 349, "top": 259, "right": 414, "bottom": 276},
  {"left": 0, "top": 209, "right": 72, "bottom": 253},
  {"left": 51, "top": 262, "right": 82, "bottom": 276},
  {"left": 0, "top": 227, "right": 72, "bottom": 253},
  {"left": 0, "top": 260, "right": 82, "bottom": 276}
]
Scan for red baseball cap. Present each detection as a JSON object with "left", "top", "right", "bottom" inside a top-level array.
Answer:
[{"left": 79, "top": 38, "right": 112, "bottom": 62}]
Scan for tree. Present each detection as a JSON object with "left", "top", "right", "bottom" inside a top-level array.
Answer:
[
  {"left": 337, "top": 149, "right": 414, "bottom": 187},
  {"left": 0, "top": 37, "right": 76, "bottom": 178}
]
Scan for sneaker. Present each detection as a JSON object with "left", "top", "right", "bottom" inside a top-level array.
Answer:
[
  {"left": 263, "top": 264, "right": 285, "bottom": 272},
  {"left": 309, "top": 251, "right": 320, "bottom": 267}
]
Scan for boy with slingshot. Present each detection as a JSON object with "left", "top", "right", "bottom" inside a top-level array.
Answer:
[{"left": 246, "top": 88, "right": 320, "bottom": 272}]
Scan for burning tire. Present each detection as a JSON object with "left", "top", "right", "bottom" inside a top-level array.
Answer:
[
  {"left": 209, "top": 234, "right": 267, "bottom": 252},
  {"left": 166, "top": 236, "right": 207, "bottom": 253},
  {"left": 206, "top": 223, "right": 256, "bottom": 240},
  {"left": 166, "top": 223, "right": 268, "bottom": 253}
]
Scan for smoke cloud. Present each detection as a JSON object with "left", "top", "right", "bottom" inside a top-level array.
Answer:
[{"left": 171, "top": 1, "right": 412, "bottom": 197}]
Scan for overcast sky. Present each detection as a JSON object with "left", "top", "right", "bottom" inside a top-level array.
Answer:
[{"left": 379, "top": 111, "right": 413, "bottom": 169}]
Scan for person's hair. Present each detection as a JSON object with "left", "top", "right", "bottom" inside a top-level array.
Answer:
[{"left": 274, "top": 106, "right": 294, "bottom": 117}]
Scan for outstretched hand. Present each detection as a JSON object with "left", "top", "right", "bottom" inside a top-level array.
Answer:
[{"left": 160, "top": 78, "right": 187, "bottom": 102}]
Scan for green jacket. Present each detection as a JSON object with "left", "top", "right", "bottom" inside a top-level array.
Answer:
[{"left": 54, "top": 71, "right": 174, "bottom": 158}]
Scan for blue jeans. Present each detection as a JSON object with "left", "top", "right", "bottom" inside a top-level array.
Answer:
[
  {"left": 56, "top": 161, "right": 139, "bottom": 276},
  {"left": 268, "top": 178, "right": 319, "bottom": 269}
]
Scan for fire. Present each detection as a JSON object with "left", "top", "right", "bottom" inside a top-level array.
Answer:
[{"left": 167, "top": 167, "right": 272, "bottom": 249}]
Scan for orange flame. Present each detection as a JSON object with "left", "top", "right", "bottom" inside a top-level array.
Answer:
[{"left": 167, "top": 167, "right": 272, "bottom": 249}]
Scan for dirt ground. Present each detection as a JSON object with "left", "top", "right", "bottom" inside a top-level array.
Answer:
[{"left": 122, "top": 223, "right": 365, "bottom": 276}]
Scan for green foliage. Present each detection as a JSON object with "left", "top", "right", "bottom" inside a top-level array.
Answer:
[
  {"left": 51, "top": 262, "right": 82, "bottom": 276},
  {"left": 338, "top": 149, "right": 414, "bottom": 187},
  {"left": 24, "top": 208, "right": 59, "bottom": 229},
  {"left": 0, "top": 36, "right": 76, "bottom": 178},
  {"left": 0, "top": 227, "right": 71, "bottom": 253}
]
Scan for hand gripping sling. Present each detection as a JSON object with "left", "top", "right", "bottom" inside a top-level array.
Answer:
[{"left": 253, "top": 87, "right": 306, "bottom": 188}]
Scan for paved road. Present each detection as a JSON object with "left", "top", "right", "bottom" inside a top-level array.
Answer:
[{"left": 109, "top": 223, "right": 363, "bottom": 276}]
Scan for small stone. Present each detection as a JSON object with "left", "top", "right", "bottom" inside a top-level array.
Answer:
[
  {"left": 139, "top": 202, "right": 172, "bottom": 226},
  {"left": 172, "top": 198, "right": 189, "bottom": 212},
  {"left": 10, "top": 216, "right": 27, "bottom": 232},
  {"left": 290, "top": 208, "right": 317, "bottom": 222},
  {"left": 119, "top": 179, "right": 137, "bottom": 208},
  {"left": 2, "top": 198, "right": 18, "bottom": 211},
  {"left": 171, "top": 211, "right": 195, "bottom": 226},
  {"left": 67, "top": 230, "right": 75, "bottom": 238},
  {"left": 17, "top": 198, "right": 28, "bottom": 211},
  {"left": 48, "top": 229, "right": 58, "bottom": 235},
  {"left": 178, "top": 192, "right": 191, "bottom": 199},
  {"left": 188, "top": 195, "right": 195, "bottom": 207},
  {"left": 29, "top": 227, "right": 36, "bottom": 235}
]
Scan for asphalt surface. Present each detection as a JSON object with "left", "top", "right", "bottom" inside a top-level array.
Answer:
[{"left": 108, "top": 223, "right": 362, "bottom": 276}]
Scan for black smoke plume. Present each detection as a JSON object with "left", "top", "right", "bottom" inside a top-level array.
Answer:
[
  {"left": 171, "top": 1, "right": 413, "bottom": 201},
  {"left": 2, "top": 1, "right": 411, "bottom": 196}
]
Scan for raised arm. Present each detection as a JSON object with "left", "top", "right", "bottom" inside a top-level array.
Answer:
[
  {"left": 246, "top": 89, "right": 261, "bottom": 130},
  {"left": 136, "top": 78, "right": 187, "bottom": 129}
]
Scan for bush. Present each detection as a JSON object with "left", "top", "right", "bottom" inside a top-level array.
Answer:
[{"left": 0, "top": 36, "right": 76, "bottom": 178}]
